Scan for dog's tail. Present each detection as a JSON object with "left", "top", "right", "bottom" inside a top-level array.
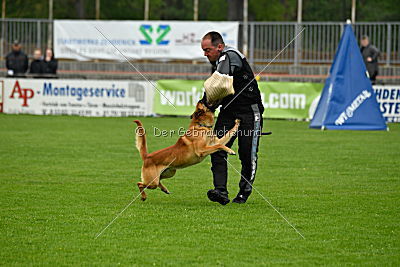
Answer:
[{"left": 134, "top": 120, "right": 147, "bottom": 160}]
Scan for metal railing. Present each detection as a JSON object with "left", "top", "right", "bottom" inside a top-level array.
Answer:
[
  {"left": 0, "top": 19, "right": 399, "bottom": 65},
  {"left": 246, "top": 22, "right": 400, "bottom": 65},
  {"left": 0, "top": 18, "right": 52, "bottom": 59}
]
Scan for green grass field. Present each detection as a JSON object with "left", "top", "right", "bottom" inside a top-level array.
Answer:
[{"left": 0, "top": 114, "right": 399, "bottom": 265}]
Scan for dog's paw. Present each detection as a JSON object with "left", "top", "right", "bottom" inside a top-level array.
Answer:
[
  {"left": 161, "top": 189, "right": 171, "bottom": 195},
  {"left": 141, "top": 197, "right": 146, "bottom": 201},
  {"left": 227, "top": 149, "right": 236, "bottom": 155}
]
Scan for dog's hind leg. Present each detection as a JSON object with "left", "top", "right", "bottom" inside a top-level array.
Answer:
[
  {"left": 137, "top": 182, "right": 147, "bottom": 201},
  {"left": 137, "top": 181, "right": 159, "bottom": 201},
  {"left": 159, "top": 168, "right": 176, "bottom": 194},
  {"left": 138, "top": 166, "right": 160, "bottom": 201},
  {"left": 158, "top": 182, "right": 170, "bottom": 194},
  {"left": 160, "top": 168, "right": 176, "bottom": 179}
]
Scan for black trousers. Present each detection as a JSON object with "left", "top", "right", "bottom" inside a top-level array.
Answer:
[
  {"left": 369, "top": 70, "right": 378, "bottom": 85},
  {"left": 211, "top": 104, "right": 263, "bottom": 197}
]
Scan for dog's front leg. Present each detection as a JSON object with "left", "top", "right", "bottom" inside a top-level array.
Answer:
[
  {"left": 217, "top": 119, "right": 240, "bottom": 145},
  {"left": 197, "top": 144, "right": 236, "bottom": 157}
]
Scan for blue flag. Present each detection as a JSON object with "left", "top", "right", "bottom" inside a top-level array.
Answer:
[{"left": 310, "top": 24, "right": 387, "bottom": 130}]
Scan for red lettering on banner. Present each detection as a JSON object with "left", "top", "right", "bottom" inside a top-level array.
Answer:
[
  {"left": 10, "top": 80, "right": 23, "bottom": 98},
  {"left": 9, "top": 80, "right": 35, "bottom": 107}
]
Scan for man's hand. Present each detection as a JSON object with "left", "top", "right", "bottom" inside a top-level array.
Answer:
[{"left": 367, "top": 57, "right": 372, "bottom": 62}]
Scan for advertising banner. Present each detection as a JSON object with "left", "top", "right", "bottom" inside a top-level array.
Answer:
[
  {"left": 54, "top": 20, "right": 238, "bottom": 61},
  {"left": 2, "top": 78, "right": 154, "bottom": 117},
  {"left": 153, "top": 80, "right": 324, "bottom": 119},
  {"left": 259, "top": 82, "right": 323, "bottom": 119},
  {"left": 3, "top": 78, "right": 396, "bottom": 122},
  {"left": 154, "top": 80, "right": 205, "bottom": 116},
  {"left": 373, "top": 85, "right": 400, "bottom": 122}
]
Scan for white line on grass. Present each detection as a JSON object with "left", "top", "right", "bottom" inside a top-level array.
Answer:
[
  {"left": 224, "top": 158, "right": 305, "bottom": 239},
  {"left": 94, "top": 26, "right": 177, "bottom": 109},
  {"left": 95, "top": 158, "right": 176, "bottom": 239},
  {"left": 223, "top": 27, "right": 306, "bottom": 110}
]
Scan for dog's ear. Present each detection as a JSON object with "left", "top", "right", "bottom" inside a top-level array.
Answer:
[{"left": 191, "top": 110, "right": 205, "bottom": 119}]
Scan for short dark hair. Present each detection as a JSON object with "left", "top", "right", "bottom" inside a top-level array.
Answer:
[
  {"left": 361, "top": 35, "right": 369, "bottom": 40},
  {"left": 202, "top": 31, "right": 224, "bottom": 47}
]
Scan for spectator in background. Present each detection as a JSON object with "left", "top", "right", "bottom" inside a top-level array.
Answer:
[
  {"left": 29, "top": 48, "right": 45, "bottom": 76},
  {"left": 5, "top": 40, "right": 29, "bottom": 76},
  {"left": 360, "top": 35, "right": 380, "bottom": 85},
  {"left": 43, "top": 48, "right": 58, "bottom": 75}
]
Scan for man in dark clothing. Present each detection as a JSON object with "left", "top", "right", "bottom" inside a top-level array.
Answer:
[
  {"left": 201, "top": 31, "right": 264, "bottom": 205},
  {"left": 6, "top": 40, "right": 29, "bottom": 76},
  {"left": 360, "top": 35, "right": 380, "bottom": 85},
  {"left": 29, "top": 48, "right": 45, "bottom": 76}
]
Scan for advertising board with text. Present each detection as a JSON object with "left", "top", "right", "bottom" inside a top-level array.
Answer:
[
  {"left": 154, "top": 80, "right": 323, "bottom": 119},
  {"left": 2, "top": 78, "right": 154, "bottom": 117},
  {"left": 54, "top": 20, "right": 238, "bottom": 61}
]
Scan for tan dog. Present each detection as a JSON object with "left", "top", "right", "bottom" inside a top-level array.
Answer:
[{"left": 134, "top": 101, "right": 240, "bottom": 201}]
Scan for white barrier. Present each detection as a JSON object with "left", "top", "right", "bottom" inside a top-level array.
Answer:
[
  {"left": 1, "top": 78, "right": 398, "bottom": 122},
  {"left": 1, "top": 78, "right": 154, "bottom": 117}
]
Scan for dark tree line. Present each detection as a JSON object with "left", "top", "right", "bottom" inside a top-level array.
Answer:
[{"left": 5, "top": 0, "right": 400, "bottom": 21}]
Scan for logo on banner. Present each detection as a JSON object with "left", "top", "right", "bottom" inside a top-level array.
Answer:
[
  {"left": 175, "top": 33, "right": 200, "bottom": 45},
  {"left": 9, "top": 80, "right": 34, "bottom": 107},
  {"left": 139, "top": 24, "right": 171, "bottom": 45},
  {"left": 335, "top": 90, "right": 371, "bottom": 126}
]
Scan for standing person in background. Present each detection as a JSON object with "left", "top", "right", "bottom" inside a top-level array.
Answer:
[
  {"left": 43, "top": 48, "right": 58, "bottom": 76},
  {"left": 5, "top": 40, "right": 28, "bottom": 76},
  {"left": 360, "top": 35, "right": 380, "bottom": 85},
  {"left": 29, "top": 49, "right": 45, "bottom": 76}
]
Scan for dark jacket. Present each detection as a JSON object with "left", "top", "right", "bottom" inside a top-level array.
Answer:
[
  {"left": 43, "top": 59, "right": 58, "bottom": 74},
  {"left": 29, "top": 59, "right": 45, "bottom": 74},
  {"left": 361, "top": 44, "right": 380, "bottom": 76},
  {"left": 6, "top": 50, "right": 29, "bottom": 74},
  {"left": 213, "top": 46, "right": 264, "bottom": 112}
]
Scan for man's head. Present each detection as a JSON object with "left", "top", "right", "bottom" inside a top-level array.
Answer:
[
  {"left": 201, "top": 31, "right": 225, "bottom": 63},
  {"left": 33, "top": 49, "right": 42, "bottom": 60},
  {"left": 12, "top": 40, "right": 21, "bottom": 52},
  {"left": 361, "top": 35, "right": 370, "bottom": 47}
]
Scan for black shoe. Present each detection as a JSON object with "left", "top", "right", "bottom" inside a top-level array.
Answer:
[
  {"left": 207, "top": 189, "right": 230, "bottom": 205},
  {"left": 232, "top": 194, "right": 248, "bottom": 204}
]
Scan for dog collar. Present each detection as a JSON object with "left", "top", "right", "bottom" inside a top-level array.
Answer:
[{"left": 197, "top": 123, "right": 213, "bottom": 129}]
